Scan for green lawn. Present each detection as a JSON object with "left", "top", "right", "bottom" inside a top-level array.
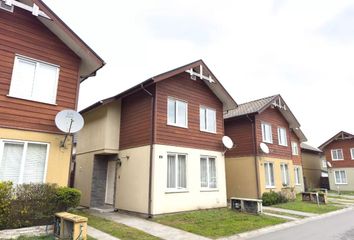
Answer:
[
  {"left": 329, "top": 190, "right": 354, "bottom": 196},
  {"left": 273, "top": 195, "right": 342, "bottom": 214},
  {"left": 153, "top": 208, "right": 286, "bottom": 239},
  {"left": 72, "top": 210, "right": 160, "bottom": 240}
]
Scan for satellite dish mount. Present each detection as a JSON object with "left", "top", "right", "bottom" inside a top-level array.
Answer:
[
  {"left": 222, "top": 136, "right": 235, "bottom": 155},
  {"left": 55, "top": 109, "right": 84, "bottom": 148},
  {"left": 260, "top": 143, "right": 270, "bottom": 154}
]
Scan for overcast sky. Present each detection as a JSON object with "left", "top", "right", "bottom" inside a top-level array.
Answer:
[{"left": 44, "top": 0, "right": 354, "bottom": 147}]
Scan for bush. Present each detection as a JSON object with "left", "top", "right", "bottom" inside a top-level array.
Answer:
[
  {"left": 0, "top": 182, "right": 81, "bottom": 230},
  {"left": 262, "top": 191, "right": 288, "bottom": 206}
]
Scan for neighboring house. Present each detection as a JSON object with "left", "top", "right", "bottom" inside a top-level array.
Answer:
[
  {"left": 0, "top": 0, "right": 104, "bottom": 186},
  {"left": 224, "top": 95, "right": 307, "bottom": 199},
  {"left": 74, "top": 60, "right": 237, "bottom": 216},
  {"left": 300, "top": 143, "right": 323, "bottom": 190},
  {"left": 319, "top": 131, "right": 354, "bottom": 191}
]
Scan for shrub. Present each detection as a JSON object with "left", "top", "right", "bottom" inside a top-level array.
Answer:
[
  {"left": 262, "top": 191, "right": 289, "bottom": 206},
  {"left": 55, "top": 187, "right": 81, "bottom": 211},
  {"left": 280, "top": 187, "right": 296, "bottom": 201},
  {"left": 0, "top": 182, "right": 13, "bottom": 228}
]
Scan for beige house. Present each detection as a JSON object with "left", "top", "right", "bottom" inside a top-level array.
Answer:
[{"left": 300, "top": 143, "right": 323, "bottom": 190}]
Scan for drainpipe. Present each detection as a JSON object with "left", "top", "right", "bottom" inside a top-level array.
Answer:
[
  {"left": 141, "top": 84, "right": 155, "bottom": 218},
  {"left": 246, "top": 114, "right": 261, "bottom": 199}
]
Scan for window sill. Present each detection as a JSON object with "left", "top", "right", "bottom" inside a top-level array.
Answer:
[
  {"left": 332, "top": 159, "right": 344, "bottom": 161},
  {"left": 165, "top": 189, "right": 189, "bottom": 194},
  {"left": 279, "top": 144, "right": 288, "bottom": 147},
  {"left": 200, "top": 188, "right": 219, "bottom": 192},
  {"left": 262, "top": 141, "right": 273, "bottom": 144},
  {"left": 335, "top": 183, "right": 348, "bottom": 185},
  {"left": 167, "top": 123, "right": 188, "bottom": 129},
  {"left": 7, "top": 95, "right": 57, "bottom": 106},
  {"left": 200, "top": 129, "right": 217, "bottom": 134},
  {"left": 295, "top": 184, "right": 302, "bottom": 186},
  {"left": 265, "top": 186, "right": 276, "bottom": 189}
]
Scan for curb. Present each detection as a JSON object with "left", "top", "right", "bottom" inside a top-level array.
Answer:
[{"left": 218, "top": 206, "right": 354, "bottom": 240}]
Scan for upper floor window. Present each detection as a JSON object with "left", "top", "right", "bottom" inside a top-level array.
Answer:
[
  {"left": 167, "top": 153, "right": 187, "bottom": 190},
  {"left": 0, "top": 140, "right": 49, "bottom": 184},
  {"left": 167, "top": 98, "right": 187, "bottom": 128},
  {"left": 200, "top": 106, "right": 216, "bottom": 133},
  {"left": 9, "top": 55, "right": 59, "bottom": 104},
  {"left": 261, "top": 122, "right": 273, "bottom": 144},
  {"left": 331, "top": 149, "right": 344, "bottom": 161},
  {"left": 200, "top": 156, "right": 217, "bottom": 189},
  {"left": 351, "top": 148, "right": 354, "bottom": 160},
  {"left": 322, "top": 160, "right": 327, "bottom": 168},
  {"left": 277, "top": 127, "right": 288, "bottom": 146},
  {"left": 291, "top": 141, "right": 299, "bottom": 155}
]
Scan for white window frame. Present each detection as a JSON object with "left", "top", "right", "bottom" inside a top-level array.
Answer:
[
  {"left": 199, "top": 106, "right": 217, "bottom": 133},
  {"left": 0, "top": 139, "right": 50, "bottom": 184},
  {"left": 200, "top": 155, "right": 218, "bottom": 190},
  {"left": 261, "top": 122, "right": 273, "bottom": 144},
  {"left": 264, "top": 162, "right": 275, "bottom": 188},
  {"left": 334, "top": 170, "right": 347, "bottom": 185},
  {"left": 280, "top": 163, "right": 289, "bottom": 186},
  {"left": 291, "top": 141, "right": 299, "bottom": 155},
  {"left": 166, "top": 153, "right": 187, "bottom": 192},
  {"left": 322, "top": 160, "right": 327, "bottom": 168},
  {"left": 294, "top": 166, "right": 301, "bottom": 185},
  {"left": 277, "top": 127, "right": 288, "bottom": 146},
  {"left": 167, "top": 97, "right": 188, "bottom": 128},
  {"left": 331, "top": 149, "right": 344, "bottom": 161},
  {"left": 9, "top": 55, "right": 60, "bottom": 105},
  {"left": 351, "top": 148, "right": 354, "bottom": 160}
]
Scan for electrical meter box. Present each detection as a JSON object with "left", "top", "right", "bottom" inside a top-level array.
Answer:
[{"left": 54, "top": 212, "right": 88, "bottom": 240}]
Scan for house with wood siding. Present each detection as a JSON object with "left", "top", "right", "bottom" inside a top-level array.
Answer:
[
  {"left": 0, "top": 0, "right": 104, "bottom": 186},
  {"left": 319, "top": 131, "right": 354, "bottom": 191},
  {"left": 224, "top": 95, "right": 307, "bottom": 199},
  {"left": 74, "top": 60, "right": 237, "bottom": 216}
]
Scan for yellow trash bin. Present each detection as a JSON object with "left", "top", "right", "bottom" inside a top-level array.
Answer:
[{"left": 54, "top": 212, "right": 88, "bottom": 240}]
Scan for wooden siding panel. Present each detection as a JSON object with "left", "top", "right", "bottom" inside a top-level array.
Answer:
[
  {"left": 324, "top": 139, "right": 354, "bottom": 168},
  {"left": 155, "top": 72, "right": 224, "bottom": 152},
  {"left": 0, "top": 8, "right": 80, "bottom": 134}
]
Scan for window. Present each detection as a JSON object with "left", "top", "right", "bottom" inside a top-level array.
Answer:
[
  {"left": 0, "top": 1, "right": 14, "bottom": 12},
  {"left": 351, "top": 148, "right": 354, "bottom": 160},
  {"left": 261, "top": 122, "right": 272, "bottom": 143},
  {"left": 9, "top": 55, "right": 59, "bottom": 104},
  {"left": 277, "top": 127, "right": 288, "bottom": 146},
  {"left": 331, "top": 149, "right": 344, "bottom": 161},
  {"left": 322, "top": 160, "right": 327, "bottom": 168},
  {"left": 280, "top": 163, "right": 289, "bottom": 186},
  {"left": 200, "top": 106, "right": 216, "bottom": 133},
  {"left": 167, "top": 153, "right": 187, "bottom": 190},
  {"left": 200, "top": 156, "right": 217, "bottom": 189},
  {"left": 294, "top": 167, "right": 301, "bottom": 185},
  {"left": 0, "top": 140, "right": 49, "bottom": 184},
  {"left": 264, "top": 162, "right": 275, "bottom": 188},
  {"left": 334, "top": 170, "right": 347, "bottom": 184},
  {"left": 167, "top": 98, "right": 188, "bottom": 128},
  {"left": 291, "top": 142, "right": 299, "bottom": 155}
]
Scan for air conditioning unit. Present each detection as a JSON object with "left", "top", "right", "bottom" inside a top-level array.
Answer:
[
  {"left": 230, "top": 197, "right": 263, "bottom": 214},
  {"left": 0, "top": 1, "right": 14, "bottom": 12},
  {"left": 54, "top": 212, "right": 88, "bottom": 240}
]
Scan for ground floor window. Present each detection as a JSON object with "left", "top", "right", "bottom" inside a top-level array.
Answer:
[
  {"left": 334, "top": 170, "right": 347, "bottom": 184},
  {"left": 200, "top": 156, "right": 217, "bottom": 189},
  {"left": 294, "top": 167, "right": 301, "bottom": 185},
  {"left": 167, "top": 153, "right": 187, "bottom": 190},
  {"left": 0, "top": 140, "right": 49, "bottom": 184},
  {"left": 264, "top": 162, "right": 275, "bottom": 188},
  {"left": 280, "top": 163, "right": 289, "bottom": 186}
]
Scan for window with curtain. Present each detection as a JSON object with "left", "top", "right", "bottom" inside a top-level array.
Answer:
[
  {"left": 200, "top": 106, "right": 216, "bottom": 133},
  {"left": 167, "top": 153, "right": 186, "bottom": 190},
  {"left": 200, "top": 156, "right": 217, "bottom": 189},
  {"left": 334, "top": 170, "right": 347, "bottom": 184},
  {"left": 9, "top": 56, "right": 59, "bottom": 104},
  {"left": 280, "top": 163, "right": 289, "bottom": 186},
  {"left": 167, "top": 98, "right": 187, "bottom": 128},
  {"left": 0, "top": 140, "right": 48, "bottom": 184},
  {"left": 294, "top": 167, "right": 301, "bottom": 185},
  {"left": 261, "top": 122, "right": 273, "bottom": 143},
  {"left": 264, "top": 162, "right": 275, "bottom": 188}
]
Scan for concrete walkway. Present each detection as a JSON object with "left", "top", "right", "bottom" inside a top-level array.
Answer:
[
  {"left": 263, "top": 212, "right": 299, "bottom": 221},
  {"left": 87, "top": 226, "right": 120, "bottom": 240},
  {"left": 90, "top": 211, "right": 210, "bottom": 240},
  {"left": 262, "top": 207, "right": 318, "bottom": 217}
]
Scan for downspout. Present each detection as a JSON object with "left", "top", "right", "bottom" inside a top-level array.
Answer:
[
  {"left": 246, "top": 114, "right": 261, "bottom": 199},
  {"left": 141, "top": 84, "right": 155, "bottom": 218}
]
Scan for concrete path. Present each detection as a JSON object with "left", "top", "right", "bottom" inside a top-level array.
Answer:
[
  {"left": 87, "top": 226, "right": 120, "bottom": 240},
  {"left": 262, "top": 206, "right": 317, "bottom": 217},
  {"left": 263, "top": 212, "right": 299, "bottom": 221},
  {"left": 91, "top": 211, "right": 210, "bottom": 240},
  {"left": 328, "top": 193, "right": 354, "bottom": 199}
]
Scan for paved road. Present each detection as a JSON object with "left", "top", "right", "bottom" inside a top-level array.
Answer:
[{"left": 249, "top": 209, "right": 354, "bottom": 240}]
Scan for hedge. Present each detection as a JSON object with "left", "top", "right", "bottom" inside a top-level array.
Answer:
[{"left": 0, "top": 182, "right": 81, "bottom": 230}]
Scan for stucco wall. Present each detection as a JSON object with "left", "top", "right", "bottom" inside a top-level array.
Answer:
[
  {"left": 115, "top": 145, "right": 151, "bottom": 214},
  {"left": 151, "top": 144, "right": 227, "bottom": 215},
  {"left": 74, "top": 152, "right": 94, "bottom": 207},
  {"left": 328, "top": 167, "right": 354, "bottom": 191},
  {"left": 302, "top": 151, "right": 322, "bottom": 190},
  {"left": 0, "top": 128, "right": 71, "bottom": 186},
  {"left": 225, "top": 156, "right": 258, "bottom": 199}
]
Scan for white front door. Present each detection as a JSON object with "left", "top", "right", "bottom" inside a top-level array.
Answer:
[{"left": 105, "top": 160, "right": 116, "bottom": 205}]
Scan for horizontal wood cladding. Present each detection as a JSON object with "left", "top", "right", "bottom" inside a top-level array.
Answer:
[
  {"left": 119, "top": 86, "right": 154, "bottom": 150},
  {"left": 0, "top": 8, "right": 80, "bottom": 134},
  {"left": 224, "top": 117, "right": 255, "bottom": 157},
  {"left": 155, "top": 72, "right": 224, "bottom": 152},
  {"left": 324, "top": 139, "right": 354, "bottom": 168}
]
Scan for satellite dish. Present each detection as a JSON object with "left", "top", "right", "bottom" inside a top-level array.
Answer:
[
  {"left": 327, "top": 161, "right": 332, "bottom": 168},
  {"left": 222, "top": 136, "right": 234, "bottom": 149},
  {"left": 260, "top": 143, "right": 270, "bottom": 154},
  {"left": 55, "top": 109, "right": 84, "bottom": 134}
]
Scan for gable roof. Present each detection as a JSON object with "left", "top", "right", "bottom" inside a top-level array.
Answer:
[
  {"left": 318, "top": 131, "right": 354, "bottom": 150},
  {"left": 224, "top": 94, "right": 307, "bottom": 142},
  {"left": 301, "top": 143, "right": 322, "bottom": 153},
  {"left": 81, "top": 60, "right": 238, "bottom": 114},
  {"left": 11, "top": 0, "right": 105, "bottom": 81}
]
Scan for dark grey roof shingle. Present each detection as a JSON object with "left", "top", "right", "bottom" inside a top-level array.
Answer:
[{"left": 300, "top": 143, "right": 322, "bottom": 153}]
